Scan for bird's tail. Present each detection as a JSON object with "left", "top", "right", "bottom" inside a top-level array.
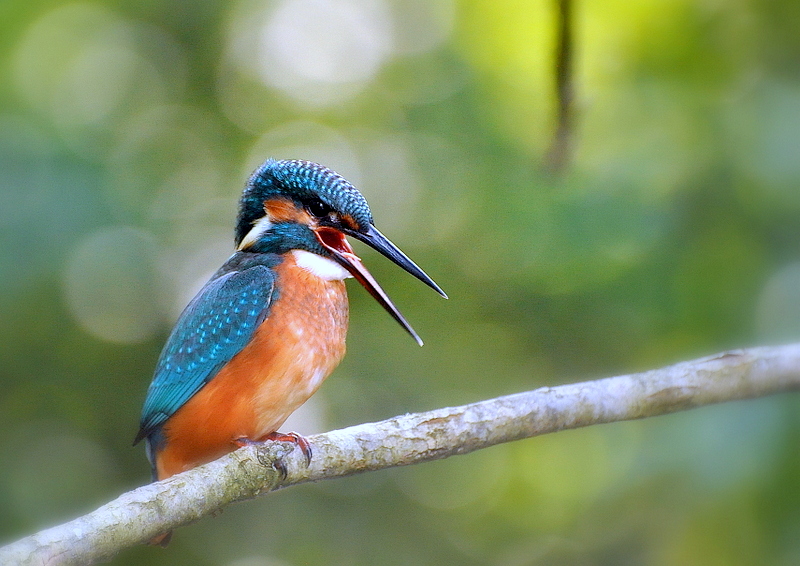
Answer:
[{"left": 149, "top": 531, "right": 173, "bottom": 547}]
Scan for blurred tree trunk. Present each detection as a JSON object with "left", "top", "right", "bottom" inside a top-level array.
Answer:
[{"left": 545, "top": 0, "right": 574, "bottom": 173}]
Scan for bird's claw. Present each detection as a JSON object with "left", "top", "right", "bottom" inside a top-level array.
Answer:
[
  {"left": 263, "top": 431, "right": 313, "bottom": 466},
  {"left": 235, "top": 431, "right": 312, "bottom": 478},
  {"left": 272, "top": 458, "right": 288, "bottom": 479}
]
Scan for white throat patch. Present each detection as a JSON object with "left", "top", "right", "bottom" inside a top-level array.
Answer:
[{"left": 292, "top": 250, "right": 352, "bottom": 281}]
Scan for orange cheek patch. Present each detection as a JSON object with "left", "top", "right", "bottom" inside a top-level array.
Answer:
[
  {"left": 340, "top": 213, "right": 359, "bottom": 231},
  {"left": 264, "top": 197, "right": 312, "bottom": 224}
]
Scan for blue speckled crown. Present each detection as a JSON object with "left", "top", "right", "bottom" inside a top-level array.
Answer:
[{"left": 236, "top": 159, "right": 373, "bottom": 246}]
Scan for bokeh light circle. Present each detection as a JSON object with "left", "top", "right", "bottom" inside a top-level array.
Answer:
[
  {"left": 229, "top": 0, "right": 393, "bottom": 107},
  {"left": 63, "top": 225, "right": 163, "bottom": 344}
]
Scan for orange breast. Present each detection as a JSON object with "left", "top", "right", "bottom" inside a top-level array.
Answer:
[{"left": 154, "top": 255, "right": 348, "bottom": 480}]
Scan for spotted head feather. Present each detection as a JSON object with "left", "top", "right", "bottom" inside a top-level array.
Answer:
[{"left": 236, "top": 159, "right": 373, "bottom": 247}]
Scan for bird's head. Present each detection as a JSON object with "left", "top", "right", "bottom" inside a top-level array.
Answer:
[{"left": 235, "top": 159, "right": 446, "bottom": 345}]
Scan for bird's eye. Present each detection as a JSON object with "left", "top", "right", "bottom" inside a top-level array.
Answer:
[{"left": 307, "top": 199, "right": 332, "bottom": 218}]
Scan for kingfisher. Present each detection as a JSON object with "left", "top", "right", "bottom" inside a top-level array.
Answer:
[{"left": 134, "top": 159, "right": 445, "bottom": 501}]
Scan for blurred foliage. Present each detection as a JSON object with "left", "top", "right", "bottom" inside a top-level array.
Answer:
[{"left": 2, "top": 0, "right": 800, "bottom": 564}]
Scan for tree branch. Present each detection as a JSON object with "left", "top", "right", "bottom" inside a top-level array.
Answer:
[{"left": 3, "top": 343, "right": 800, "bottom": 565}]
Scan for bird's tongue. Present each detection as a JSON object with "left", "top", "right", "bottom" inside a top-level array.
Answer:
[
  {"left": 314, "top": 226, "right": 423, "bottom": 345},
  {"left": 315, "top": 227, "right": 381, "bottom": 290},
  {"left": 316, "top": 226, "right": 358, "bottom": 260}
]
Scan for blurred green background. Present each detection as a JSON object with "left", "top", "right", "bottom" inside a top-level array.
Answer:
[{"left": 3, "top": 0, "right": 800, "bottom": 564}]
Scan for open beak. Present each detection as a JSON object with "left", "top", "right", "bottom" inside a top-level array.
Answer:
[{"left": 314, "top": 225, "right": 446, "bottom": 346}]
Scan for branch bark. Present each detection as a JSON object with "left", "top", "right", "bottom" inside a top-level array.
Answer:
[{"left": 3, "top": 343, "right": 800, "bottom": 565}]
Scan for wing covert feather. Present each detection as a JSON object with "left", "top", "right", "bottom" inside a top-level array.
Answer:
[{"left": 135, "top": 264, "right": 276, "bottom": 444}]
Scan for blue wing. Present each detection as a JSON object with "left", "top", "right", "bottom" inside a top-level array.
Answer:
[{"left": 134, "top": 256, "right": 278, "bottom": 445}]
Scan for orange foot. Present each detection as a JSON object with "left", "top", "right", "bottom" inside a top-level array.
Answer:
[
  {"left": 235, "top": 432, "right": 312, "bottom": 478},
  {"left": 262, "top": 431, "right": 313, "bottom": 464}
]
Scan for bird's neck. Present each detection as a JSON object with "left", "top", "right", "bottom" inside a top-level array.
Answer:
[
  {"left": 214, "top": 247, "right": 349, "bottom": 284},
  {"left": 235, "top": 221, "right": 350, "bottom": 281},
  {"left": 291, "top": 250, "right": 351, "bottom": 281},
  {"left": 242, "top": 222, "right": 324, "bottom": 256}
]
